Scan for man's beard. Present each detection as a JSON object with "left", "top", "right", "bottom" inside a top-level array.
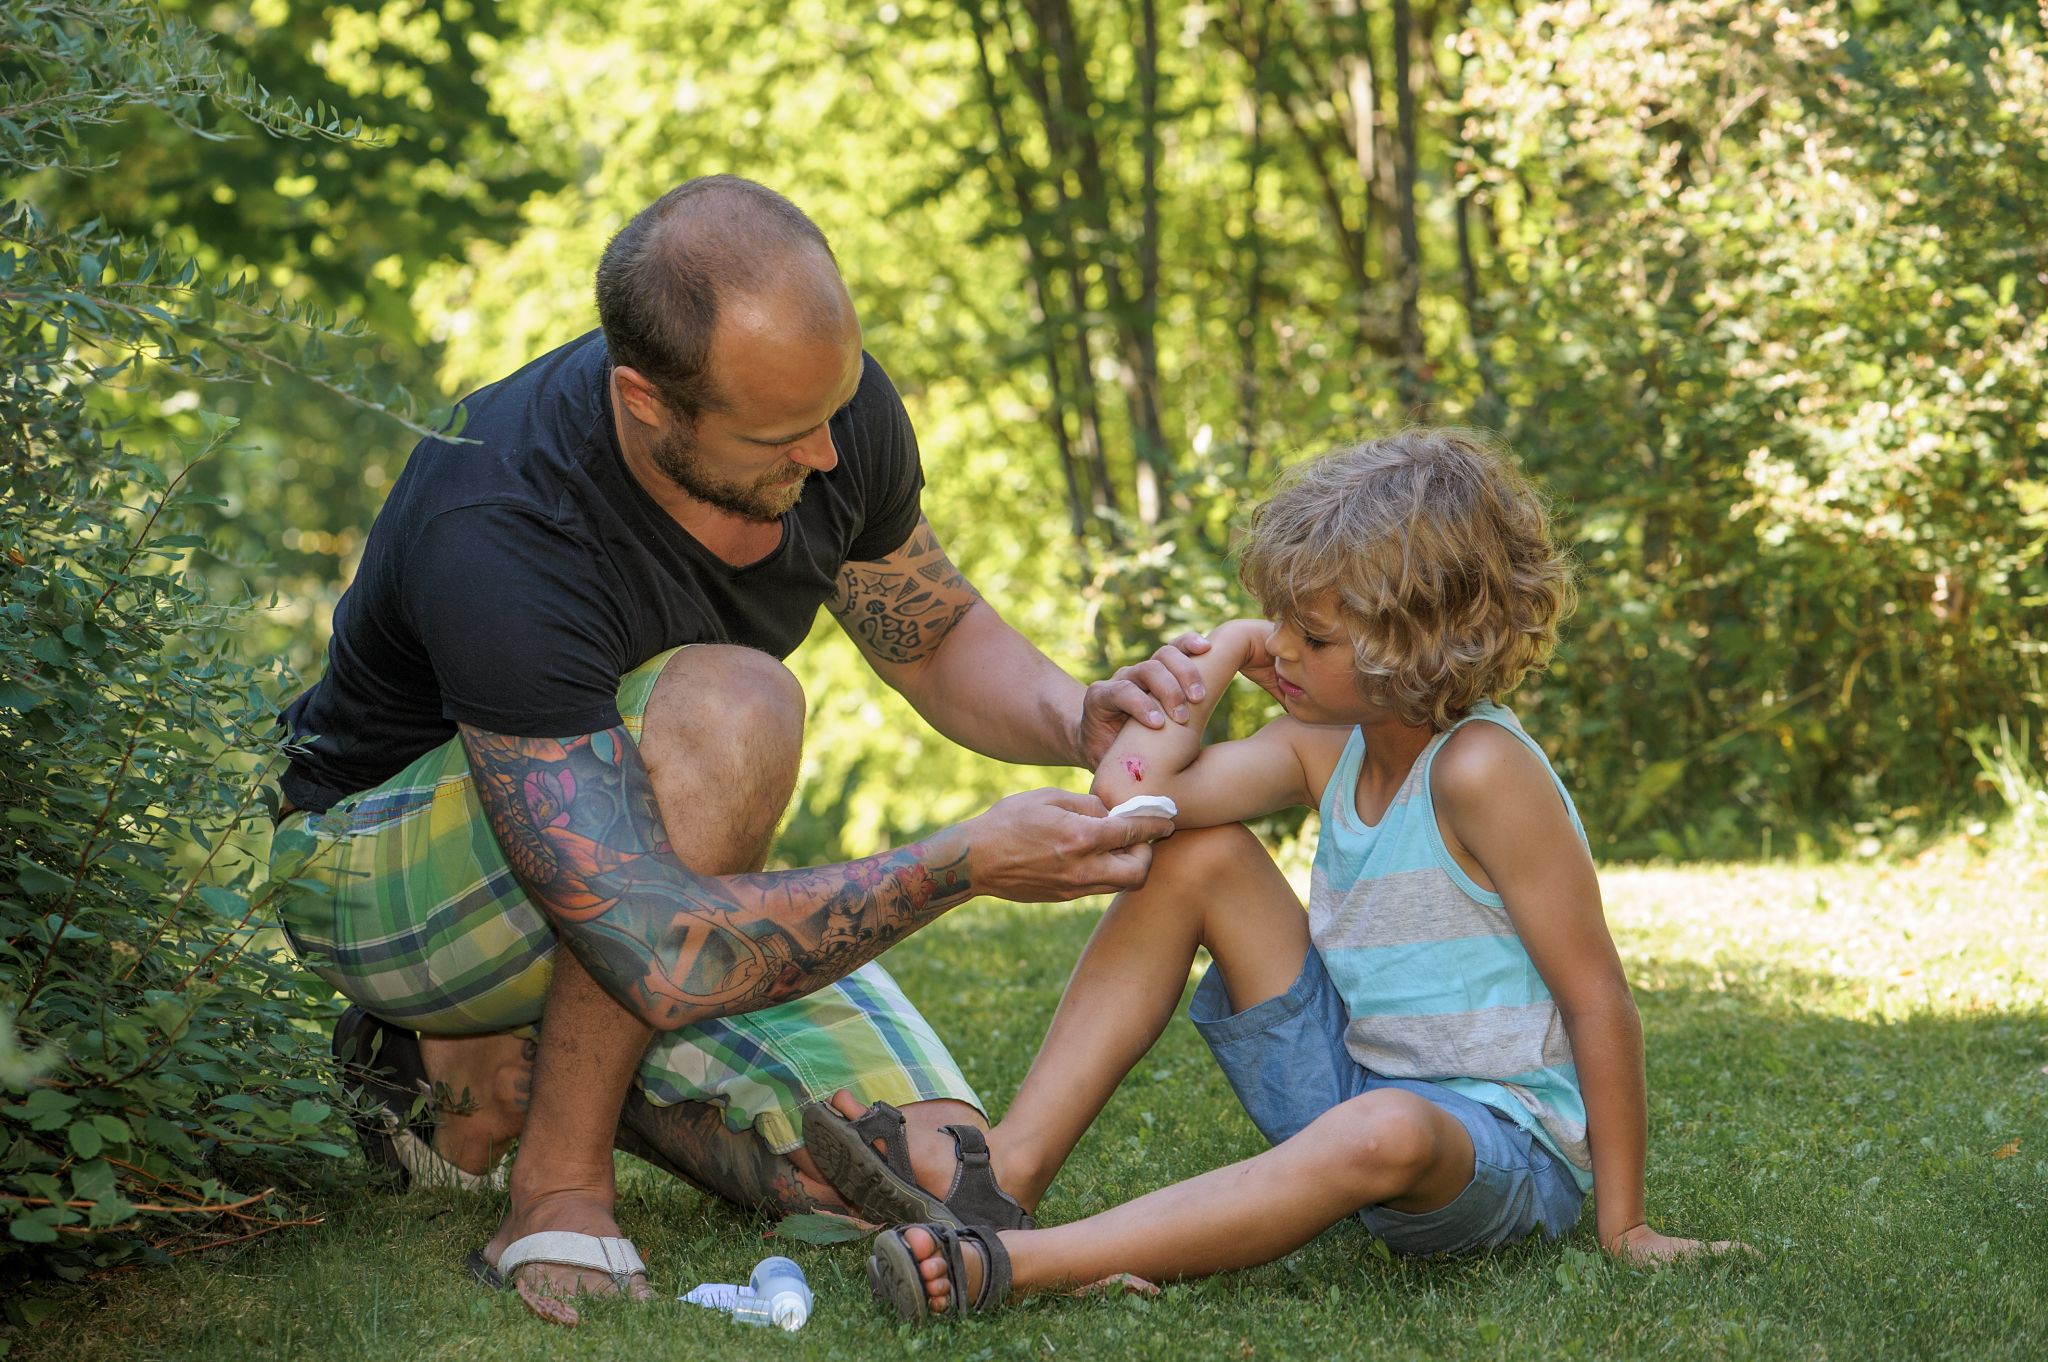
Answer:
[{"left": 648, "top": 427, "right": 810, "bottom": 524}]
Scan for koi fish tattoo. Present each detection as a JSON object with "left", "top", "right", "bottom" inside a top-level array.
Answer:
[{"left": 461, "top": 724, "right": 972, "bottom": 1029}]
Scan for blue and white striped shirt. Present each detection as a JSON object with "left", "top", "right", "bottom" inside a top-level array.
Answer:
[{"left": 1309, "top": 702, "right": 1594, "bottom": 1190}]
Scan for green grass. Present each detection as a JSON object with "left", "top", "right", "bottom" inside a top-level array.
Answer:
[{"left": 10, "top": 844, "right": 2046, "bottom": 1361}]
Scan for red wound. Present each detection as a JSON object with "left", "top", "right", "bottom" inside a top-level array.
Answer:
[{"left": 1122, "top": 755, "right": 1145, "bottom": 783}]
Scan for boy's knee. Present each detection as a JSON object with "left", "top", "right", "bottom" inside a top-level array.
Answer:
[
  {"left": 643, "top": 646, "right": 805, "bottom": 759},
  {"left": 1146, "top": 822, "right": 1267, "bottom": 888},
  {"left": 1330, "top": 1089, "right": 1446, "bottom": 1181}
]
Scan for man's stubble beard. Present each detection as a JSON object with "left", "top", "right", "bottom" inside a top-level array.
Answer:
[{"left": 648, "top": 425, "right": 809, "bottom": 524}]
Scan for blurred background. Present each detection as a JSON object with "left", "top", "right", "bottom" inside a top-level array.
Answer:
[{"left": 38, "top": 0, "right": 2048, "bottom": 862}]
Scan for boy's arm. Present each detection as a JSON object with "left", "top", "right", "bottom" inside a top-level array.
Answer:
[
  {"left": 1433, "top": 725, "right": 1749, "bottom": 1264},
  {"left": 1090, "top": 619, "right": 1316, "bottom": 827}
]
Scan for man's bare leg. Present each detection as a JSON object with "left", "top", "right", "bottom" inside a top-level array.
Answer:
[
  {"left": 472, "top": 645, "right": 809, "bottom": 1302},
  {"left": 822, "top": 824, "right": 1308, "bottom": 1215},
  {"left": 412, "top": 1031, "right": 532, "bottom": 1175}
]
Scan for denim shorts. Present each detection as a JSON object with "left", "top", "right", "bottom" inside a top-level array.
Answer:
[{"left": 1188, "top": 946, "right": 1585, "bottom": 1256}]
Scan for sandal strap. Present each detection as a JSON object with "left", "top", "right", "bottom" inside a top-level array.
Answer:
[
  {"left": 939, "top": 1124, "right": 1035, "bottom": 1231},
  {"left": 926, "top": 1223, "right": 1010, "bottom": 1315},
  {"left": 847, "top": 1100, "right": 918, "bottom": 1183},
  {"left": 494, "top": 1232, "right": 646, "bottom": 1294}
]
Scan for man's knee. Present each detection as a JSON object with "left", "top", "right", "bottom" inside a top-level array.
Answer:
[{"left": 642, "top": 645, "right": 805, "bottom": 762}]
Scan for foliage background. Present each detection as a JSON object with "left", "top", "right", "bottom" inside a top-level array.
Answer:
[
  {"left": 152, "top": 0, "right": 2048, "bottom": 862},
  {"left": 3, "top": 0, "right": 2045, "bottom": 1284}
]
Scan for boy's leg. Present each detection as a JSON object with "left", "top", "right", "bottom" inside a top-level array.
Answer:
[
  {"left": 903, "top": 1088, "right": 1474, "bottom": 1312},
  {"left": 985, "top": 823, "right": 1310, "bottom": 1210}
]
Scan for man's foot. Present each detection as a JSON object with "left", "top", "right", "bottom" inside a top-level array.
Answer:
[{"left": 479, "top": 1190, "right": 655, "bottom": 1325}]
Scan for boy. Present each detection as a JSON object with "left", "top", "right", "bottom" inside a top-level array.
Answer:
[{"left": 842, "top": 429, "right": 1744, "bottom": 1319}]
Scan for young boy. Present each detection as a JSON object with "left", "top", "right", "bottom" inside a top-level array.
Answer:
[{"left": 847, "top": 428, "right": 1744, "bottom": 1319}]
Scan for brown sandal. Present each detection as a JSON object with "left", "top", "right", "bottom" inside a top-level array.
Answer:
[
  {"left": 867, "top": 1222, "right": 1012, "bottom": 1323},
  {"left": 800, "top": 1100, "right": 1035, "bottom": 1230}
]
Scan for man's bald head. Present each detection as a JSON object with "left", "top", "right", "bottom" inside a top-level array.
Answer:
[{"left": 595, "top": 176, "right": 850, "bottom": 422}]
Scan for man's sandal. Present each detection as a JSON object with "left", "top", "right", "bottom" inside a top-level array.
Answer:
[
  {"left": 465, "top": 1232, "right": 648, "bottom": 1327},
  {"left": 801, "top": 1100, "right": 1034, "bottom": 1230},
  {"left": 331, "top": 1005, "right": 507, "bottom": 1191},
  {"left": 868, "top": 1222, "right": 1012, "bottom": 1323}
]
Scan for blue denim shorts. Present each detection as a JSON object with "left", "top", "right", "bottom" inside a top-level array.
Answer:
[{"left": 1189, "top": 947, "right": 1585, "bottom": 1256}]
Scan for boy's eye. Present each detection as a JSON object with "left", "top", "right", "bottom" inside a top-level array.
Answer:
[{"left": 1302, "top": 633, "right": 1330, "bottom": 650}]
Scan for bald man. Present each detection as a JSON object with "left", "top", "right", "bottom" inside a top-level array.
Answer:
[{"left": 270, "top": 176, "right": 1200, "bottom": 1314}]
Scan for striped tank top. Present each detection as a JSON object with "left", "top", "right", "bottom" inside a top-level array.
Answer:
[{"left": 1309, "top": 701, "right": 1593, "bottom": 1190}]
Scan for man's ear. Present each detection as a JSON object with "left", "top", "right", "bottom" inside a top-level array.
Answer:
[{"left": 612, "top": 365, "right": 666, "bottom": 426}]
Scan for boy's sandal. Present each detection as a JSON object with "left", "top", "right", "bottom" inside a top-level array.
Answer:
[
  {"left": 801, "top": 1099, "right": 1035, "bottom": 1230},
  {"left": 867, "top": 1222, "right": 1012, "bottom": 1323},
  {"left": 332, "top": 1004, "right": 507, "bottom": 1191}
]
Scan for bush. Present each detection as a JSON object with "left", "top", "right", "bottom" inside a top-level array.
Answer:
[{"left": 0, "top": 1, "right": 439, "bottom": 1278}]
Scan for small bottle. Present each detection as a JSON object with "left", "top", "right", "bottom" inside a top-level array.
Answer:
[{"left": 730, "top": 1255, "right": 812, "bottom": 1331}]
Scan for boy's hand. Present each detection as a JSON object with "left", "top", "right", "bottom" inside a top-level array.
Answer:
[
  {"left": 1227, "top": 623, "right": 1287, "bottom": 703},
  {"left": 1606, "top": 1223, "right": 1756, "bottom": 1266}
]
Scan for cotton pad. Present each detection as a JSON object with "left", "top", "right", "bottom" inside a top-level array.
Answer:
[{"left": 1107, "top": 794, "right": 1178, "bottom": 820}]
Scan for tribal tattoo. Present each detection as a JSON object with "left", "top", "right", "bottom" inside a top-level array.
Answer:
[
  {"left": 829, "top": 515, "right": 982, "bottom": 667},
  {"left": 460, "top": 723, "right": 974, "bottom": 1030}
]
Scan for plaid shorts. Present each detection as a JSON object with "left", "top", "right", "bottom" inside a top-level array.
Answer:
[{"left": 272, "top": 647, "right": 980, "bottom": 1153}]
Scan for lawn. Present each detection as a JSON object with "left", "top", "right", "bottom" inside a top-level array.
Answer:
[{"left": 11, "top": 842, "right": 2046, "bottom": 1361}]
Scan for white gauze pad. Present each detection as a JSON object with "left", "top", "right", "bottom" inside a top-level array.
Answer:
[{"left": 1107, "top": 794, "right": 1178, "bottom": 820}]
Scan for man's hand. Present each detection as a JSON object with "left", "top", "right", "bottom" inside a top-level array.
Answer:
[
  {"left": 1606, "top": 1223, "right": 1757, "bottom": 1266},
  {"left": 1078, "top": 632, "right": 1216, "bottom": 768},
  {"left": 961, "top": 789, "right": 1173, "bottom": 901}
]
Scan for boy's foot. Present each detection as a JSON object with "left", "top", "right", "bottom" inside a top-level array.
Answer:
[
  {"left": 870, "top": 1222, "right": 1011, "bottom": 1320},
  {"left": 807, "top": 1091, "right": 1035, "bottom": 1228},
  {"left": 889, "top": 1224, "right": 1156, "bottom": 1313}
]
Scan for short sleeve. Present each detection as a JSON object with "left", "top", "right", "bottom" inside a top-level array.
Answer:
[
  {"left": 405, "top": 505, "right": 629, "bottom": 737},
  {"left": 842, "top": 355, "right": 926, "bottom": 563}
]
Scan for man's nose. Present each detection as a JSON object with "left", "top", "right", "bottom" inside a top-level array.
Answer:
[{"left": 789, "top": 427, "right": 839, "bottom": 473}]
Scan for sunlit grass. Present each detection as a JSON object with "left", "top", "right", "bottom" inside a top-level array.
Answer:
[{"left": 13, "top": 845, "right": 2046, "bottom": 1361}]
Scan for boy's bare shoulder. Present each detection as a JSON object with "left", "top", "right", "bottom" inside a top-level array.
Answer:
[
  {"left": 1264, "top": 717, "right": 1352, "bottom": 797},
  {"left": 1431, "top": 719, "right": 1555, "bottom": 814}
]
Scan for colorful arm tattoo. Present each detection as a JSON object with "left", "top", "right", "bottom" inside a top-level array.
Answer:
[
  {"left": 460, "top": 723, "right": 973, "bottom": 1030},
  {"left": 828, "top": 515, "right": 983, "bottom": 667}
]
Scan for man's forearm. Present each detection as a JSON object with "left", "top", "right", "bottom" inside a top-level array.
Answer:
[
  {"left": 886, "top": 601, "right": 1088, "bottom": 766},
  {"left": 462, "top": 725, "right": 976, "bottom": 1031}
]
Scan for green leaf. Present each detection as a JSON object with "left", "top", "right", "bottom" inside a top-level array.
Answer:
[
  {"left": 767, "top": 1212, "right": 871, "bottom": 1245},
  {"left": 287, "top": 1099, "right": 330, "bottom": 1126},
  {"left": 15, "top": 858, "right": 71, "bottom": 896},
  {"left": 68, "top": 1121, "right": 104, "bottom": 1159},
  {"left": 7, "top": 1209, "right": 60, "bottom": 1244}
]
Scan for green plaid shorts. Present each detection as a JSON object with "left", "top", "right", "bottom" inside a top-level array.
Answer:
[{"left": 272, "top": 646, "right": 980, "bottom": 1153}]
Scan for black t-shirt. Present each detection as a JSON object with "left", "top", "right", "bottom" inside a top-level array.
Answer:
[{"left": 279, "top": 329, "right": 924, "bottom": 814}]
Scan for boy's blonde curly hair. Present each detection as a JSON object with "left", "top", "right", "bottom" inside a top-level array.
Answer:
[{"left": 1238, "top": 428, "right": 1576, "bottom": 730}]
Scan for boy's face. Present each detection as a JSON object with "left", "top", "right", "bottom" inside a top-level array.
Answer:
[{"left": 1264, "top": 594, "right": 1386, "bottom": 726}]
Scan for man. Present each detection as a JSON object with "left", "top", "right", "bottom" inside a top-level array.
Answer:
[{"left": 271, "top": 175, "right": 1199, "bottom": 1314}]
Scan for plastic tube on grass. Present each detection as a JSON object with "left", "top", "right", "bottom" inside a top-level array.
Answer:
[{"left": 680, "top": 1256, "right": 813, "bottom": 1331}]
